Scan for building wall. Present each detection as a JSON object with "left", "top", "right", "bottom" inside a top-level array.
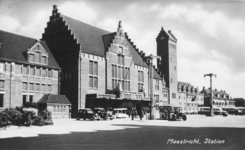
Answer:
[
  {"left": 177, "top": 92, "right": 204, "bottom": 114},
  {"left": 0, "top": 61, "right": 59, "bottom": 111},
  {"left": 78, "top": 52, "right": 106, "bottom": 109}
]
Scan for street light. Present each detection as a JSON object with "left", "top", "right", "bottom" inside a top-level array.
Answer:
[
  {"left": 146, "top": 54, "right": 161, "bottom": 120},
  {"left": 204, "top": 73, "right": 217, "bottom": 117}
]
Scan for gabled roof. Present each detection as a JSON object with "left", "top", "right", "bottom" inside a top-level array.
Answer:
[
  {"left": 56, "top": 12, "right": 162, "bottom": 80},
  {"left": 0, "top": 30, "right": 59, "bottom": 69},
  {"left": 37, "top": 94, "right": 71, "bottom": 105},
  {"left": 61, "top": 15, "right": 110, "bottom": 57},
  {"left": 200, "top": 88, "right": 231, "bottom": 99},
  {"left": 156, "top": 27, "right": 177, "bottom": 42}
]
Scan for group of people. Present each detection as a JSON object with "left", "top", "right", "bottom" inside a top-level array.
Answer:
[{"left": 127, "top": 107, "right": 147, "bottom": 120}]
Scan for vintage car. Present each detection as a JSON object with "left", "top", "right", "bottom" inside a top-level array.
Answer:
[
  {"left": 198, "top": 107, "right": 228, "bottom": 116},
  {"left": 113, "top": 108, "right": 128, "bottom": 118},
  {"left": 159, "top": 105, "right": 187, "bottom": 121},
  {"left": 76, "top": 108, "right": 100, "bottom": 121},
  {"left": 93, "top": 108, "right": 114, "bottom": 120}
]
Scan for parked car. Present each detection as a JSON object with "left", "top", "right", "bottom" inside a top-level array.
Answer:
[
  {"left": 76, "top": 108, "right": 100, "bottom": 121},
  {"left": 159, "top": 105, "right": 187, "bottom": 121},
  {"left": 222, "top": 108, "right": 239, "bottom": 115},
  {"left": 93, "top": 108, "right": 114, "bottom": 120},
  {"left": 113, "top": 108, "right": 128, "bottom": 118},
  {"left": 198, "top": 107, "right": 228, "bottom": 117}
]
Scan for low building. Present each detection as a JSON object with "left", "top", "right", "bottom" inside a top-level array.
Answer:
[
  {"left": 37, "top": 94, "right": 71, "bottom": 118},
  {"left": 177, "top": 82, "right": 204, "bottom": 114},
  {"left": 200, "top": 87, "right": 235, "bottom": 108}
]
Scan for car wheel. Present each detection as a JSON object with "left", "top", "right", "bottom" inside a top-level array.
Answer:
[
  {"left": 83, "top": 118, "right": 86, "bottom": 120},
  {"left": 90, "top": 117, "right": 94, "bottom": 121},
  {"left": 76, "top": 117, "right": 80, "bottom": 120},
  {"left": 183, "top": 115, "right": 187, "bottom": 121}
]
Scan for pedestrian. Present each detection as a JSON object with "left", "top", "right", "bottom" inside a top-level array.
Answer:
[{"left": 131, "top": 109, "right": 135, "bottom": 120}]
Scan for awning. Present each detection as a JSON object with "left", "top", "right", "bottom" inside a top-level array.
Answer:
[{"left": 212, "top": 99, "right": 217, "bottom": 104}]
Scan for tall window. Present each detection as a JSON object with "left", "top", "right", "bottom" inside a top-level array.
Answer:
[
  {"left": 89, "top": 61, "right": 98, "bottom": 89},
  {"left": 118, "top": 54, "right": 125, "bottom": 65},
  {"left": 42, "top": 69, "right": 46, "bottom": 77},
  {"left": 36, "top": 83, "right": 40, "bottom": 91},
  {"left": 36, "top": 68, "right": 41, "bottom": 76},
  {"left": 30, "top": 67, "right": 35, "bottom": 76},
  {"left": 29, "top": 95, "right": 33, "bottom": 103},
  {"left": 0, "top": 80, "right": 4, "bottom": 89},
  {"left": 22, "top": 95, "right": 27, "bottom": 105},
  {"left": 23, "top": 82, "right": 27, "bottom": 90},
  {"left": 155, "top": 79, "right": 159, "bottom": 90},
  {"left": 22, "top": 66, "right": 28, "bottom": 75},
  {"left": 29, "top": 54, "right": 34, "bottom": 62},
  {"left": 48, "top": 70, "right": 53, "bottom": 78},
  {"left": 29, "top": 83, "right": 34, "bottom": 91},
  {"left": 138, "top": 71, "right": 144, "bottom": 92},
  {"left": 42, "top": 84, "right": 46, "bottom": 91},
  {"left": 0, "top": 94, "right": 4, "bottom": 107},
  {"left": 111, "top": 63, "right": 130, "bottom": 91}
]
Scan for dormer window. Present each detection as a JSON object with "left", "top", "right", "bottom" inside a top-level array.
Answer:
[{"left": 27, "top": 42, "right": 48, "bottom": 65}]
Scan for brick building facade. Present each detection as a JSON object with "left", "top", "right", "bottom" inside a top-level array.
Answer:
[
  {"left": 0, "top": 30, "right": 60, "bottom": 111},
  {"left": 42, "top": 6, "right": 171, "bottom": 117}
]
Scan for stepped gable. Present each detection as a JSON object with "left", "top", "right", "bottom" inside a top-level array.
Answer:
[
  {"left": 48, "top": 5, "right": 163, "bottom": 80},
  {"left": 0, "top": 30, "right": 59, "bottom": 68},
  {"left": 156, "top": 27, "right": 177, "bottom": 42},
  {"left": 60, "top": 15, "right": 110, "bottom": 57},
  {"left": 124, "top": 33, "right": 162, "bottom": 80}
]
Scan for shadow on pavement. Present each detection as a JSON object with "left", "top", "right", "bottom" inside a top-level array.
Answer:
[{"left": 0, "top": 124, "right": 244, "bottom": 150}]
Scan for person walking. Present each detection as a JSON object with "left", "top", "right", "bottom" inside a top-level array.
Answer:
[{"left": 131, "top": 109, "right": 135, "bottom": 120}]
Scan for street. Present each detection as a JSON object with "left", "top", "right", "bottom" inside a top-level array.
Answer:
[{"left": 1, "top": 115, "right": 245, "bottom": 150}]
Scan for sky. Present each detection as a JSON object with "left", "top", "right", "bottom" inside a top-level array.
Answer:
[{"left": 0, "top": 0, "right": 245, "bottom": 98}]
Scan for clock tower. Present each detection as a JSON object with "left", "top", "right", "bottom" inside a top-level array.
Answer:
[{"left": 156, "top": 27, "right": 178, "bottom": 105}]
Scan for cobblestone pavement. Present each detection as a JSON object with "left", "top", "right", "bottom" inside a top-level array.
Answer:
[{"left": 1, "top": 115, "right": 245, "bottom": 150}]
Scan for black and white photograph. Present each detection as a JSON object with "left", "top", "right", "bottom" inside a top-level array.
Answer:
[{"left": 0, "top": 0, "right": 245, "bottom": 149}]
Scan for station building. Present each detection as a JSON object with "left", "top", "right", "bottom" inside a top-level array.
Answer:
[{"left": 41, "top": 5, "right": 182, "bottom": 117}]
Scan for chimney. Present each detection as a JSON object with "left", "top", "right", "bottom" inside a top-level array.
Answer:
[{"left": 203, "top": 86, "right": 205, "bottom": 90}]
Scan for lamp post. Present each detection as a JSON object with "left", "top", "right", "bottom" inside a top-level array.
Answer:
[
  {"left": 204, "top": 73, "right": 217, "bottom": 117},
  {"left": 146, "top": 54, "right": 161, "bottom": 120}
]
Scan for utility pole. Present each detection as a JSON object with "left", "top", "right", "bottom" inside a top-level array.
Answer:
[
  {"left": 204, "top": 73, "right": 217, "bottom": 117},
  {"left": 146, "top": 54, "right": 161, "bottom": 120}
]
